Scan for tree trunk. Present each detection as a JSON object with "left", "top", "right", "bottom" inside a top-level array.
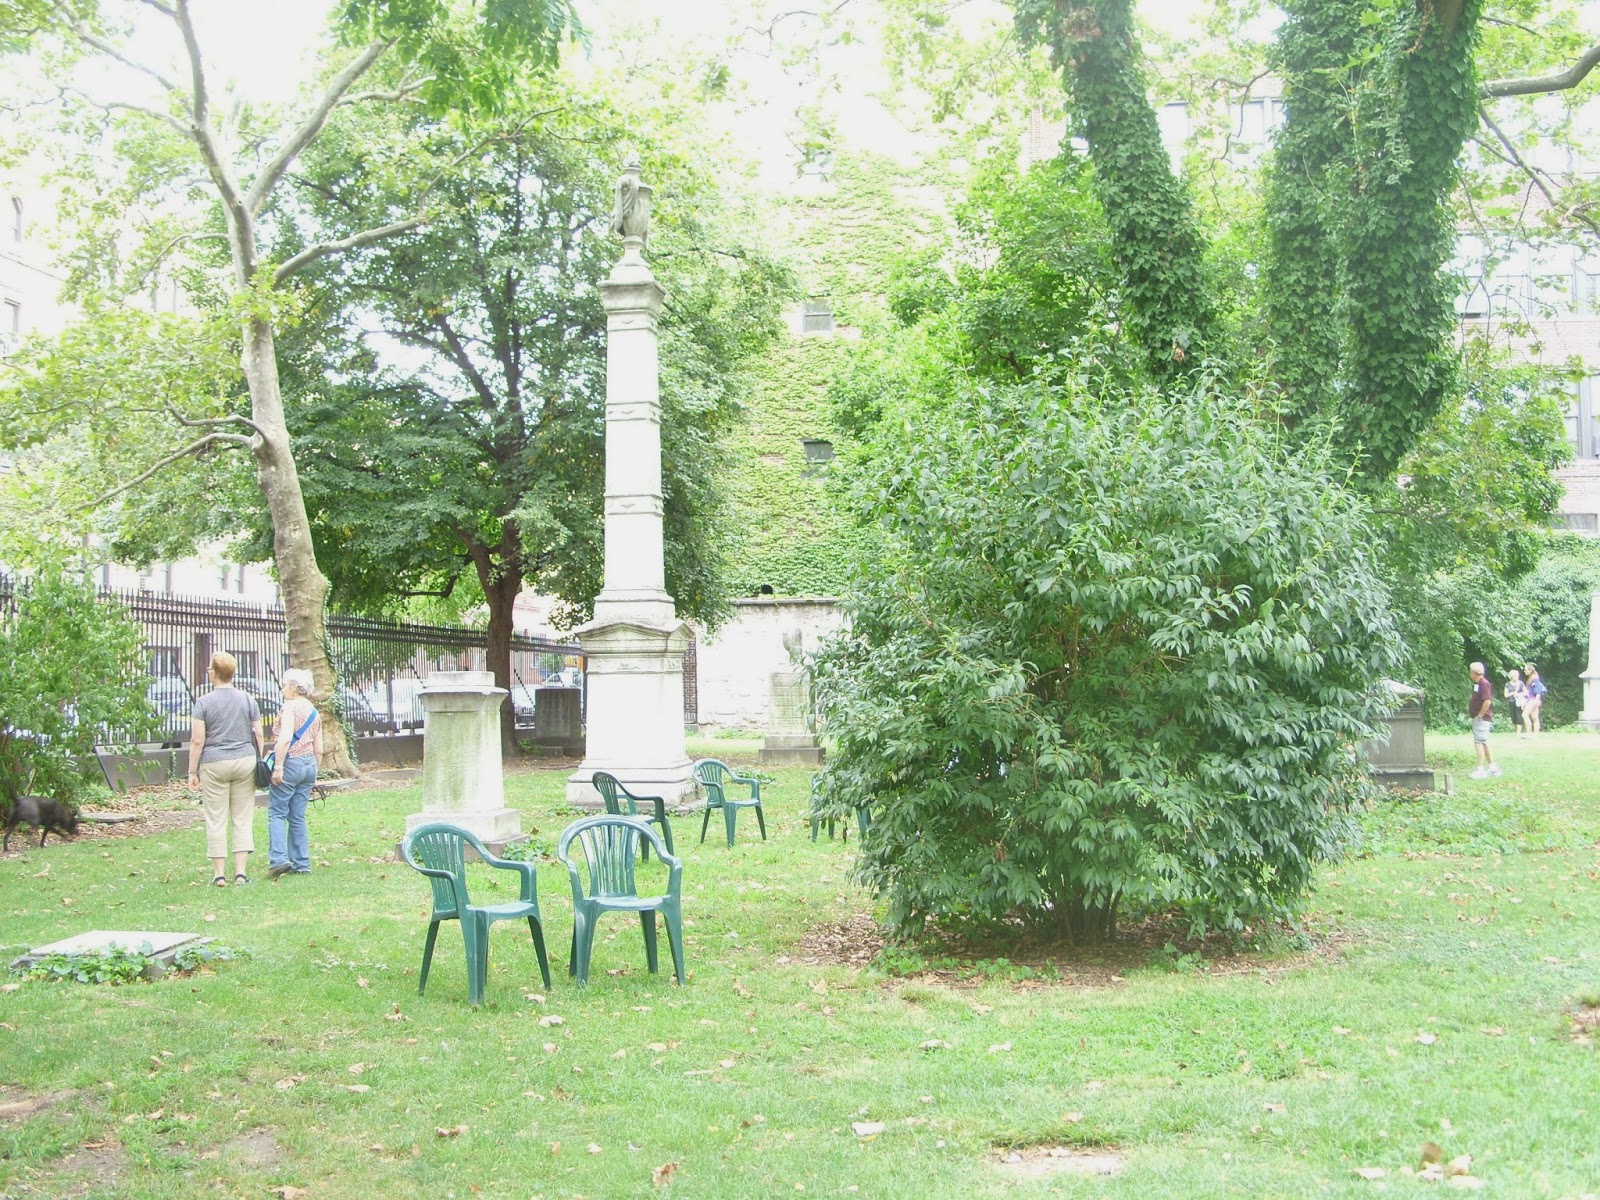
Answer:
[
  {"left": 466, "top": 523, "right": 525, "bottom": 758},
  {"left": 242, "top": 315, "right": 356, "bottom": 775}
]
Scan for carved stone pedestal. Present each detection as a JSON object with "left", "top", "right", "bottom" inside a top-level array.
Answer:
[
  {"left": 1579, "top": 592, "right": 1600, "bottom": 731},
  {"left": 404, "top": 671, "right": 523, "bottom": 850}
]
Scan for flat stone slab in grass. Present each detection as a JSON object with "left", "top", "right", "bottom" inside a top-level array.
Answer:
[
  {"left": 10, "top": 930, "right": 210, "bottom": 980},
  {"left": 76, "top": 811, "right": 141, "bottom": 825}
]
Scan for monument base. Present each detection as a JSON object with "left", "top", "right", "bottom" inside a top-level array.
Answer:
[
  {"left": 404, "top": 806, "right": 524, "bottom": 844},
  {"left": 566, "top": 763, "right": 698, "bottom": 811},
  {"left": 761, "top": 733, "right": 824, "bottom": 767},
  {"left": 1371, "top": 766, "right": 1437, "bottom": 793}
]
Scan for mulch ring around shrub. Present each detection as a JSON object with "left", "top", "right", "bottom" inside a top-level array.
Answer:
[{"left": 794, "top": 909, "right": 1355, "bottom": 988}]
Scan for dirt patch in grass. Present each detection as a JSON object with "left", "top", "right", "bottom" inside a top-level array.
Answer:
[
  {"left": 991, "top": 1145, "right": 1125, "bottom": 1178},
  {"left": 0, "top": 1085, "right": 79, "bottom": 1122},
  {"left": 215, "top": 1126, "right": 286, "bottom": 1167},
  {"left": 37, "top": 1139, "right": 129, "bottom": 1198},
  {"left": 795, "top": 909, "right": 1354, "bottom": 988}
]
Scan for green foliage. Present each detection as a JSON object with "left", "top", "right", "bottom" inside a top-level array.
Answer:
[
  {"left": 170, "top": 942, "right": 250, "bottom": 973},
  {"left": 725, "top": 337, "right": 872, "bottom": 597},
  {"left": 0, "top": 565, "right": 154, "bottom": 807},
  {"left": 272, "top": 89, "right": 791, "bottom": 631},
  {"left": 1012, "top": 0, "right": 1217, "bottom": 381},
  {"left": 20, "top": 941, "right": 151, "bottom": 985},
  {"left": 1267, "top": 0, "right": 1486, "bottom": 482},
  {"left": 815, "top": 377, "right": 1403, "bottom": 944},
  {"left": 1504, "top": 536, "right": 1600, "bottom": 728}
]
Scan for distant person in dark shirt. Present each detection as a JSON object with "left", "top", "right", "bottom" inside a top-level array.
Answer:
[{"left": 1467, "top": 661, "right": 1500, "bottom": 779}]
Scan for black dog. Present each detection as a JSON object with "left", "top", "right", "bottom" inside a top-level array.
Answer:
[{"left": 2, "top": 794, "right": 79, "bottom": 851}]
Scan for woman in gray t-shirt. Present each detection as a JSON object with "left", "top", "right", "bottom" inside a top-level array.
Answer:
[{"left": 187, "top": 651, "right": 263, "bottom": 885}]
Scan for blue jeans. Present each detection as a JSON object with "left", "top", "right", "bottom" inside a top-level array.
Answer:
[{"left": 268, "top": 754, "right": 317, "bottom": 872}]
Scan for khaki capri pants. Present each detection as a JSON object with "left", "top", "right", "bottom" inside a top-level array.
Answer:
[{"left": 200, "top": 755, "right": 257, "bottom": 857}]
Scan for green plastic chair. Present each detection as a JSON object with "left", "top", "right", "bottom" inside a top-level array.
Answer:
[
  {"left": 693, "top": 758, "right": 766, "bottom": 847},
  {"left": 401, "top": 822, "right": 552, "bottom": 1007},
  {"left": 809, "top": 776, "right": 871, "bottom": 842},
  {"left": 591, "top": 771, "right": 674, "bottom": 859},
  {"left": 558, "top": 815, "right": 685, "bottom": 987}
]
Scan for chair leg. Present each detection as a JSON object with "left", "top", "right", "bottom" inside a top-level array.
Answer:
[
  {"left": 568, "top": 919, "right": 580, "bottom": 978},
  {"left": 528, "top": 916, "right": 552, "bottom": 990},
  {"left": 658, "top": 812, "right": 675, "bottom": 856},
  {"left": 700, "top": 805, "right": 713, "bottom": 844},
  {"left": 640, "top": 910, "right": 659, "bottom": 974},
  {"left": 465, "top": 917, "right": 486, "bottom": 1007},
  {"left": 574, "top": 913, "right": 598, "bottom": 987},
  {"left": 723, "top": 802, "right": 737, "bottom": 848},
  {"left": 755, "top": 803, "right": 767, "bottom": 841},
  {"left": 664, "top": 905, "right": 686, "bottom": 986},
  {"left": 419, "top": 920, "right": 440, "bottom": 995}
]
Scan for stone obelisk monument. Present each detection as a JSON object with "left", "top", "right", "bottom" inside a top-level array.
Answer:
[
  {"left": 1579, "top": 591, "right": 1600, "bottom": 731},
  {"left": 567, "top": 156, "right": 696, "bottom": 807}
]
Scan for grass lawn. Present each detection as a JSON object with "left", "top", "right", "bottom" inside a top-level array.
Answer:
[{"left": 1, "top": 733, "right": 1597, "bottom": 1198}]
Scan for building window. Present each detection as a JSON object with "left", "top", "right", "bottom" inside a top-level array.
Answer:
[
  {"left": 801, "top": 299, "right": 834, "bottom": 334},
  {"left": 236, "top": 564, "right": 246, "bottom": 593},
  {"left": 3, "top": 298, "right": 18, "bottom": 334},
  {"left": 1568, "top": 376, "right": 1600, "bottom": 460},
  {"left": 9, "top": 197, "right": 20, "bottom": 244},
  {"left": 1562, "top": 513, "right": 1599, "bottom": 533},
  {"left": 801, "top": 438, "right": 835, "bottom": 478}
]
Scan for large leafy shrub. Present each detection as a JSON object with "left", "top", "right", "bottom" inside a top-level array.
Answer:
[
  {"left": 0, "top": 566, "right": 153, "bottom": 812},
  {"left": 814, "top": 379, "right": 1403, "bottom": 943}
]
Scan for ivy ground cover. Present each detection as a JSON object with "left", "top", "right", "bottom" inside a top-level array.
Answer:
[{"left": 1, "top": 736, "right": 1597, "bottom": 1198}]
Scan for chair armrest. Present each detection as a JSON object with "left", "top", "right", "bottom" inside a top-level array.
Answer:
[
  {"left": 729, "top": 771, "right": 761, "bottom": 801},
  {"left": 485, "top": 855, "right": 540, "bottom": 903}
]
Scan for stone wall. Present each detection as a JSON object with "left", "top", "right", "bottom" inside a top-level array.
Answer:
[{"left": 693, "top": 597, "right": 844, "bottom": 731}]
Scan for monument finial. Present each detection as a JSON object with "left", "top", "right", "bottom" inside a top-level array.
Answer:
[{"left": 610, "top": 153, "right": 651, "bottom": 253}]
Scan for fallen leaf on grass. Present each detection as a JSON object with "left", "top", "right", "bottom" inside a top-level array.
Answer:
[
  {"left": 549, "top": 1141, "right": 561, "bottom": 1156},
  {"left": 1447, "top": 1176, "right": 1485, "bottom": 1191},
  {"left": 587, "top": 1142, "right": 603, "bottom": 1154},
  {"left": 1478, "top": 1026, "right": 1505, "bottom": 1037},
  {"left": 0, "top": 983, "right": 19, "bottom": 993},
  {"left": 269, "top": 1188, "right": 308, "bottom": 1200},
  {"left": 1332, "top": 1026, "right": 1351, "bottom": 1036},
  {"left": 1446, "top": 1155, "right": 1473, "bottom": 1177},
  {"left": 1415, "top": 1032, "right": 1438, "bottom": 1046},
  {"left": 718, "top": 1058, "right": 736, "bottom": 1069},
  {"left": 918, "top": 1040, "right": 951, "bottom": 1052},
  {"left": 273, "top": 1077, "right": 305, "bottom": 1092},
  {"left": 1063, "top": 1112, "right": 1084, "bottom": 1123},
  {"left": 539, "top": 1015, "right": 565, "bottom": 1027},
  {"left": 347, "top": 1063, "right": 366, "bottom": 1075},
  {"left": 435, "top": 1125, "right": 467, "bottom": 1138},
  {"left": 1353, "top": 1167, "right": 1386, "bottom": 1181},
  {"left": 645, "top": 1042, "right": 668, "bottom": 1053},
  {"left": 384, "top": 1004, "right": 408, "bottom": 1022},
  {"left": 356, "top": 977, "right": 369, "bottom": 989},
  {"left": 652, "top": 1162, "right": 679, "bottom": 1188},
  {"left": 1263, "top": 1103, "right": 1287, "bottom": 1114},
  {"left": 411, "top": 1144, "right": 422, "bottom": 1158},
  {"left": 987, "top": 1043, "right": 1012, "bottom": 1054},
  {"left": 344, "top": 1085, "right": 370, "bottom": 1094},
  {"left": 851, "top": 1122, "right": 886, "bottom": 1137}
]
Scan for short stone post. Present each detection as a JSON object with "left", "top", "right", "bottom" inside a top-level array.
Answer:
[
  {"left": 1579, "top": 592, "right": 1600, "bottom": 730},
  {"left": 405, "top": 671, "right": 523, "bottom": 850}
]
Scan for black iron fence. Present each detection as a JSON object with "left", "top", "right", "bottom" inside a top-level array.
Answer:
[
  {"left": 4, "top": 573, "right": 703, "bottom": 737},
  {"left": 2, "top": 574, "right": 585, "bottom": 743}
]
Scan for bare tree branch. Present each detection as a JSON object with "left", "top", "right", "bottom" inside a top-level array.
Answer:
[
  {"left": 64, "top": 87, "right": 191, "bottom": 137},
  {"left": 163, "top": 402, "right": 266, "bottom": 438},
  {"left": 135, "top": 0, "right": 177, "bottom": 16},
  {"left": 172, "top": 0, "right": 255, "bottom": 278},
  {"left": 87, "top": 432, "right": 252, "bottom": 508},
  {"left": 245, "top": 38, "right": 395, "bottom": 218},
  {"left": 1474, "top": 105, "right": 1600, "bottom": 238},
  {"left": 272, "top": 215, "right": 427, "bottom": 284},
  {"left": 1480, "top": 43, "right": 1600, "bottom": 98},
  {"left": 62, "top": 16, "right": 182, "bottom": 94}
]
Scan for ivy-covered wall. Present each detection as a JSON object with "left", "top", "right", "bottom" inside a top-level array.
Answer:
[
  {"left": 724, "top": 335, "right": 869, "bottom": 597},
  {"left": 727, "top": 152, "right": 947, "bottom": 597}
]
